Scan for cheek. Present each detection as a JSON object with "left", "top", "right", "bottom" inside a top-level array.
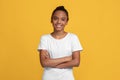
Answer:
[
  {"left": 63, "top": 21, "right": 68, "bottom": 25},
  {"left": 51, "top": 21, "right": 56, "bottom": 25}
]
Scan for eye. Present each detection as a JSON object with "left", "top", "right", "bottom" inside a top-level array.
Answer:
[
  {"left": 61, "top": 18, "right": 65, "bottom": 21},
  {"left": 61, "top": 18, "right": 67, "bottom": 21},
  {"left": 53, "top": 16, "right": 58, "bottom": 20}
]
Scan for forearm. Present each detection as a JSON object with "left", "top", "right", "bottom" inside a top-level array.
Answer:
[
  {"left": 55, "top": 51, "right": 81, "bottom": 69},
  {"left": 41, "top": 56, "right": 72, "bottom": 67},
  {"left": 55, "top": 59, "right": 80, "bottom": 69},
  {"left": 39, "top": 50, "right": 81, "bottom": 68}
]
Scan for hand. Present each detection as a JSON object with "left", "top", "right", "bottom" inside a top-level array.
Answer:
[{"left": 41, "top": 50, "right": 50, "bottom": 59}]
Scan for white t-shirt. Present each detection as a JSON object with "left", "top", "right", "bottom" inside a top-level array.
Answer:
[{"left": 38, "top": 33, "right": 83, "bottom": 80}]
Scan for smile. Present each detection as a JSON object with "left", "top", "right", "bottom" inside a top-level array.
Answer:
[{"left": 55, "top": 24, "right": 62, "bottom": 28}]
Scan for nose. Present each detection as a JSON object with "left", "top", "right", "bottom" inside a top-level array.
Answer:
[{"left": 57, "top": 19, "right": 61, "bottom": 24}]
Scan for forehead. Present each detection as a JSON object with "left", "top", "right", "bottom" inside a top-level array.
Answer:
[{"left": 53, "top": 10, "right": 67, "bottom": 17}]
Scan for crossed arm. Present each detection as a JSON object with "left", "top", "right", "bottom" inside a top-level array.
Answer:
[{"left": 38, "top": 50, "right": 80, "bottom": 69}]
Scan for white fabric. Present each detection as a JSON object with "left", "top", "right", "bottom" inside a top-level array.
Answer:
[{"left": 38, "top": 33, "right": 83, "bottom": 80}]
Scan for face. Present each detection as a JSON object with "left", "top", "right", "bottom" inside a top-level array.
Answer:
[{"left": 51, "top": 10, "right": 68, "bottom": 32}]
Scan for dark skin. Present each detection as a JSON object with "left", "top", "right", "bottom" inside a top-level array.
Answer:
[{"left": 39, "top": 10, "right": 80, "bottom": 68}]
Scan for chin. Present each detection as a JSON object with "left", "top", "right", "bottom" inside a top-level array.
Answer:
[
  {"left": 55, "top": 30, "right": 62, "bottom": 32},
  {"left": 54, "top": 28, "right": 63, "bottom": 31},
  {"left": 55, "top": 29, "right": 63, "bottom": 31}
]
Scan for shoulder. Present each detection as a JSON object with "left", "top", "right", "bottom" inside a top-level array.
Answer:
[
  {"left": 68, "top": 33, "right": 78, "bottom": 38},
  {"left": 67, "top": 33, "right": 80, "bottom": 41},
  {"left": 40, "top": 34, "right": 50, "bottom": 40}
]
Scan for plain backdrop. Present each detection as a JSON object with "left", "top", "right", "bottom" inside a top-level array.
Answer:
[{"left": 0, "top": 0, "right": 120, "bottom": 80}]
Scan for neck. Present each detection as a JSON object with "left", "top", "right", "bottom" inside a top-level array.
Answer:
[
  {"left": 51, "top": 31, "right": 68, "bottom": 39},
  {"left": 52, "top": 31, "right": 66, "bottom": 36}
]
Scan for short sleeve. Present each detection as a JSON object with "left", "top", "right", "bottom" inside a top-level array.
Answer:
[
  {"left": 71, "top": 34, "right": 83, "bottom": 52},
  {"left": 37, "top": 36, "right": 48, "bottom": 50}
]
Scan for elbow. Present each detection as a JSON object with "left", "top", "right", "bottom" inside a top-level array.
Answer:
[
  {"left": 75, "top": 62, "right": 80, "bottom": 67},
  {"left": 74, "top": 60, "right": 80, "bottom": 67},
  {"left": 41, "top": 62, "right": 50, "bottom": 68},
  {"left": 40, "top": 62, "right": 45, "bottom": 67},
  {"left": 40, "top": 61, "right": 48, "bottom": 67},
  {"left": 41, "top": 63, "right": 46, "bottom": 67}
]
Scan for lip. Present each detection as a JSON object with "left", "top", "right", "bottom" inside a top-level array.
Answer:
[{"left": 55, "top": 24, "right": 62, "bottom": 28}]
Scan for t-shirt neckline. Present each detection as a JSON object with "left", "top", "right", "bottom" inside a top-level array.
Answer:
[{"left": 49, "top": 32, "right": 70, "bottom": 41}]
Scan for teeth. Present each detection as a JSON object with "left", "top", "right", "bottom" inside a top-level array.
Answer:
[{"left": 56, "top": 25, "right": 61, "bottom": 27}]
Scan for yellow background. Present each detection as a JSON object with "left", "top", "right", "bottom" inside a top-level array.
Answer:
[{"left": 0, "top": 0, "right": 120, "bottom": 80}]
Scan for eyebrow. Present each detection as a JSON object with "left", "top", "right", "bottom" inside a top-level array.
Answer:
[{"left": 53, "top": 16, "right": 67, "bottom": 18}]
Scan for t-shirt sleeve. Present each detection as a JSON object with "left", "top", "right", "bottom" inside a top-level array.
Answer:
[
  {"left": 71, "top": 34, "right": 83, "bottom": 52},
  {"left": 37, "top": 36, "right": 47, "bottom": 50}
]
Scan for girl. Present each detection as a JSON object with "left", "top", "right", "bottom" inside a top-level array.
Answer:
[{"left": 38, "top": 6, "right": 83, "bottom": 80}]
